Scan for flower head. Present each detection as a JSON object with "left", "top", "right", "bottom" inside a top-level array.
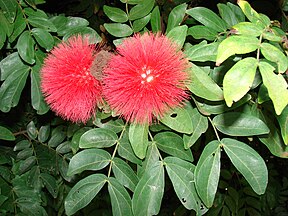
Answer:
[
  {"left": 41, "top": 36, "right": 102, "bottom": 123},
  {"left": 103, "top": 33, "right": 189, "bottom": 124}
]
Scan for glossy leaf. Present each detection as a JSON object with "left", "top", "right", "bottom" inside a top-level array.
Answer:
[
  {"left": 65, "top": 174, "right": 106, "bottom": 216},
  {"left": 188, "top": 25, "right": 218, "bottom": 41},
  {"left": 128, "top": 0, "right": 154, "bottom": 20},
  {"left": 164, "top": 157, "right": 200, "bottom": 212},
  {"left": 56, "top": 141, "right": 72, "bottom": 154},
  {"left": 186, "top": 63, "right": 223, "bottom": 101},
  {"left": 0, "top": 65, "right": 29, "bottom": 112},
  {"left": 154, "top": 132, "right": 193, "bottom": 162},
  {"left": 56, "top": 16, "right": 88, "bottom": 36},
  {"left": 213, "top": 112, "right": 269, "bottom": 136},
  {"left": 0, "top": 126, "right": 15, "bottom": 141},
  {"left": 40, "top": 173, "right": 57, "bottom": 198},
  {"left": 132, "top": 161, "right": 164, "bottom": 216},
  {"left": 186, "top": 7, "right": 227, "bottom": 32},
  {"left": 112, "top": 157, "right": 138, "bottom": 192},
  {"left": 150, "top": 6, "right": 161, "bottom": 32},
  {"left": 129, "top": 123, "right": 148, "bottom": 159},
  {"left": 166, "top": 25, "right": 187, "bottom": 49},
  {"left": 195, "top": 140, "right": 221, "bottom": 208},
  {"left": 160, "top": 102, "right": 194, "bottom": 134},
  {"left": 104, "top": 23, "right": 133, "bottom": 37},
  {"left": 222, "top": 138, "right": 268, "bottom": 194},
  {"left": 31, "top": 28, "right": 54, "bottom": 51},
  {"left": 185, "top": 41, "right": 219, "bottom": 62},
  {"left": 0, "top": 0, "right": 17, "bottom": 23},
  {"left": 67, "top": 149, "right": 111, "bottom": 176},
  {"left": 27, "top": 16, "right": 57, "bottom": 32},
  {"left": 18, "top": 156, "right": 37, "bottom": 175},
  {"left": 8, "top": 8, "right": 26, "bottom": 43},
  {"left": 79, "top": 128, "right": 118, "bottom": 148},
  {"left": 0, "top": 52, "right": 24, "bottom": 81},
  {"left": 166, "top": 3, "right": 187, "bottom": 33},
  {"left": 132, "top": 13, "right": 151, "bottom": 32},
  {"left": 103, "top": 5, "right": 128, "bottom": 23},
  {"left": 259, "top": 61, "right": 288, "bottom": 115},
  {"left": 232, "top": 22, "right": 263, "bottom": 37},
  {"left": 183, "top": 108, "right": 208, "bottom": 149},
  {"left": 216, "top": 35, "right": 259, "bottom": 66},
  {"left": 71, "top": 127, "right": 90, "bottom": 154},
  {"left": 276, "top": 107, "right": 288, "bottom": 145},
  {"left": 217, "top": 2, "right": 245, "bottom": 27},
  {"left": 13, "top": 140, "right": 30, "bottom": 151},
  {"left": 260, "top": 42, "right": 288, "bottom": 74},
  {"left": 223, "top": 57, "right": 258, "bottom": 107},
  {"left": 17, "top": 31, "right": 35, "bottom": 65},
  {"left": 108, "top": 177, "right": 133, "bottom": 216}
]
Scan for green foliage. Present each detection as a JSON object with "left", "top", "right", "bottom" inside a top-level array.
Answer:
[{"left": 0, "top": 0, "right": 287, "bottom": 215}]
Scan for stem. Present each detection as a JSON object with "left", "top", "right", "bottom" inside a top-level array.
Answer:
[
  {"left": 208, "top": 117, "right": 221, "bottom": 142},
  {"left": 125, "top": 3, "right": 133, "bottom": 32},
  {"left": 148, "top": 130, "right": 163, "bottom": 161},
  {"left": 107, "top": 122, "right": 128, "bottom": 177},
  {"left": 256, "top": 33, "right": 263, "bottom": 62}
]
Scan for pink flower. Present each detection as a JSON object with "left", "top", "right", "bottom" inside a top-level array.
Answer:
[
  {"left": 103, "top": 33, "right": 189, "bottom": 124},
  {"left": 41, "top": 36, "right": 102, "bottom": 123}
]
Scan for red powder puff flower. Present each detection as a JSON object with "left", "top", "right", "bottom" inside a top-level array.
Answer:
[
  {"left": 103, "top": 33, "right": 189, "bottom": 124},
  {"left": 41, "top": 36, "right": 102, "bottom": 123}
]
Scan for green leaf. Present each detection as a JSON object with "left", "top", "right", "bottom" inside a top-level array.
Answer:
[
  {"left": 17, "top": 148, "right": 33, "bottom": 160},
  {"left": 18, "top": 156, "right": 37, "bottom": 175},
  {"left": 112, "top": 157, "right": 138, "bottom": 192},
  {"left": 223, "top": 57, "right": 258, "bottom": 107},
  {"left": 0, "top": 52, "right": 24, "bottom": 81},
  {"left": 27, "top": 121, "right": 37, "bottom": 140},
  {"left": 216, "top": 35, "right": 259, "bottom": 66},
  {"left": 40, "top": 173, "right": 57, "bottom": 198},
  {"left": 260, "top": 42, "right": 288, "bottom": 74},
  {"left": 8, "top": 8, "right": 26, "bottom": 43},
  {"left": 103, "top": 5, "right": 128, "bottom": 23},
  {"left": 166, "top": 25, "right": 187, "bottom": 49},
  {"left": 14, "top": 140, "right": 30, "bottom": 151},
  {"left": 79, "top": 128, "right": 118, "bottom": 148},
  {"left": 30, "top": 68, "right": 49, "bottom": 115},
  {"left": 213, "top": 112, "right": 270, "bottom": 136},
  {"left": 17, "top": 31, "right": 35, "bottom": 64},
  {"left": 108, "top": 177, "right": 133, "bottom": 216},
  {"left": 186, "top": 63, "right": 223, "bottom": 101},
  {"left": 70, "top": 127, "right": 90, "bottom": 154},
  {"left": 160, "top": 102, "right": 194, "bottom": 134},
  {"left": 188, "top": 25, "right": 218, "bottom": 41},
  {"left": 132, "top": 13, "right": 151, "bottom": 32},
  {"left": 183, "top": 108, "right": 208, "bottom": 149},
  {"left": 67, "top": 149, "right": 111, "bottom": 176},
  {"left": 128, "top": 0, "right": 154, "bottom": 20},
  {"left": 62, "top": 26, "right": 101, "bottom": 43},
  {"left": 276, "top": 107, "right": 288, "bottom": 145},
  {"left": 104, "top": 23, "right": 133, "bottom": 37},
  {"left": 27, "top": 16, "right": 57, "bottom": 32},
  {"left": 185, "top": 41, "right": 219, "bottom": 62},
  {"left": 150, "top": 6, "right": 161, "bottom": 32},
  {"left": 56, "top": 141, "right": 71, "bottom": 154},
  {"left": 0, "top": 65, "right": 29, "bottom": 112},
  {"left": 0, "top": 126, "right": 15, "bottom": 141},
  {"left": 0, "top": 10, "right": 13, "bottom": 37},
  {"left": 186, "top": 7, "right": 227, "bottom": 32},
  {"left": 118, "top": 131, "right": 142, "bottom": 165},
  {"left": 195, "top": 140, "right": 221, "bottom": 208},
  {"left": 222, "top": 138, "right": 268, "bottom": 194},
  {"left": 138, "top": 142, "right": 159, "bottom": 178},
  {"left": 48, "top": 129, "right": 65, "bottom": 148},
  {"left": 164, "top": 157, "right": 200, "bottom": 212},
  {"left": 166, "top": 3, "right": 187, "bottom": 33},
  {"left": 129, "top": 123, "right": 148, "bottom": 159},
  {"left": 155, "top": 132, "right": 193, "bottom": 162},
  {"left": 0, "top": 0, "right": 17, "bottom": 23},
  {"left": 132, "top": 161, "right": 164, "bottom": 216},
  {"left": 55, "top": 16, "right": 88, "bottom": 36},
  {"left": 31, "top": 28, "right": 54, "bottom": 51},
  {"left": 65, "top": 174, "right": 106, "bottom": 216},
  {"left": 232, "top": 22, "right": 263, "bottom": 37},
  {"left": 259, "top": 61, "right": 288, "bottom": 115},
  {"left": 24, "top": 0, "right": 36, "bottom": 9},
  {"left": 217, "top": 3, "right": 245, "bottom": 27}
]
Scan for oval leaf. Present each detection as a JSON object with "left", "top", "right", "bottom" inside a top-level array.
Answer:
[
  {"left": 103, "top": 5, "right": 128, "bottom": 23},
  {"left": 216, "top": 35, "right": 259, "bottom": 66},
  {"left": 79, "top": 128, "right": 118, "bottom": 148},
  {"left": 150, "top": 6, "right": 161, "bottom": 32},
  {"left": 195, "top": 140, "right": 221, "bottom": 208},
  {"left": 67, "top": 149, "right": 111, "bottom": 176},
  {"left": 222, "top": 138, "right": 268, "bottom": 194},
  {"left": 132, "top": 161, "right": 164, "bottom": 216},
  {"left": 166, "top": 3, "right": 187, "bottom": 33},
  {"left": 0, "top": 126, "right": 15, "bottom": 141},
  {"left": 185, "top": 41, "right": 219, "bottom": 62},
  {"left": 166, "top": 25, "right": 187, "bottom": 49},
  {"left": 129, "top": 123, "right": 148, "bottom": 159},
  {"left": 17, "top": 31, "right": 35, "bottom": 64},
  {"left": 104, "top": 23, "right": 133, "bottom": 37},
  {"left": 128, "top": 0, "right": 154, "bottom": 20},
  {"left": 31, "top": 28, "right": 54, "bottom": 51},
  {"left": 223, "top": 57, "right": 258, "bottom": 107},
  {"left": 155, "top": 132, "right": 193, "bottom": 162},
  {"left": 213, "top": 112, "right": 270, "bottom": 136},
  {"left": 65, "top": 174, "right": 106, "bottom": 216}
]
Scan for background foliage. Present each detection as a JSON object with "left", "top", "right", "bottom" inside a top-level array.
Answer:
[{"left": 0, "top": 0, "right": 288, "bottom": 215}]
